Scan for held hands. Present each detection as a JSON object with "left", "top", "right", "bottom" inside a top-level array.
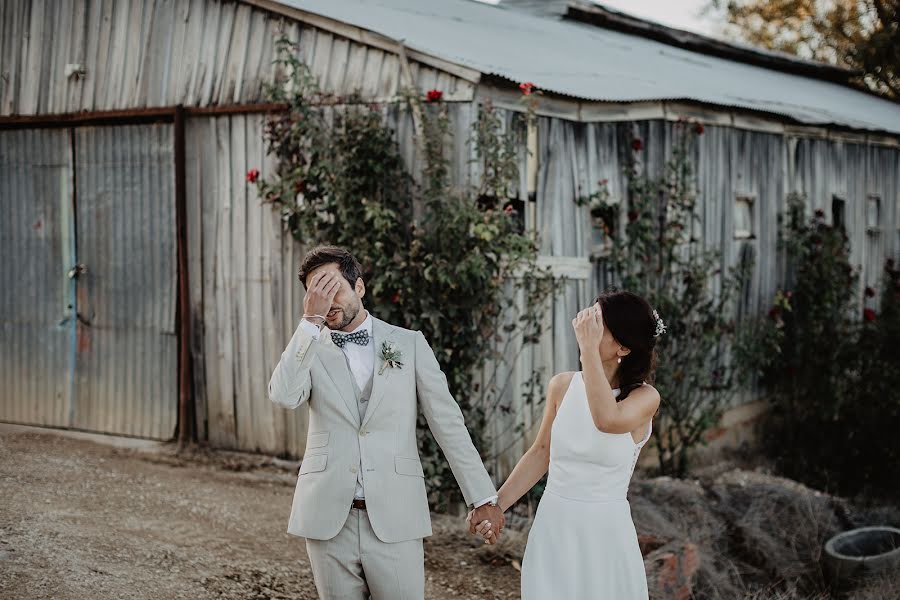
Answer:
[
  {"left": 466, "top": 504, "right": 505, "bottom": 545},
  {"left": 572, "top": 303, "right": 604, "bottom": 351},
  {"left": 303, "top": 271, "right": 341, "bottom": 325}
]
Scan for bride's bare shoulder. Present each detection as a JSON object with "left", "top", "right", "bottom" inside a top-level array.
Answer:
[{"left": 547, "top": 372, "right": 577, "bottom": 409}]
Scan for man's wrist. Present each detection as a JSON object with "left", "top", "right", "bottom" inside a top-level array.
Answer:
[
  {"left": 472, "top": 495, "right": 499, "bottom": 509},
  {"left": 299, "top": 317, "right": 324, "bottom": 340}
]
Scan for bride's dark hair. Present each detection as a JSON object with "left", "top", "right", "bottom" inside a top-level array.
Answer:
[{"left": 593, "top": 289, "right": 658, "bottom": 401}]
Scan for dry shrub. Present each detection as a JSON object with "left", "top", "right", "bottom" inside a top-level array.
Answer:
[
  {"left": 498, "top": 469, "right": 897, "bottom": 599},
  {"left": 847, "top": 571, "right": 900, "bottom": 600},
  {"left": 629, "top": 469, "right": 898, "bottom": 599},
  {"left": 711, "top": 470, "right": 844, "bottom": 597}
]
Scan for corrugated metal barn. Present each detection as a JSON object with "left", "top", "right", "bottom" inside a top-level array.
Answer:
[{"left": 2, "top": 0, "right": 898, "bottom": 477}]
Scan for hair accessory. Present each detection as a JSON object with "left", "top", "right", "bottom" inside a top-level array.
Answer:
[{"left": 652, "top": 309, "right": 666, "bottom": 337}]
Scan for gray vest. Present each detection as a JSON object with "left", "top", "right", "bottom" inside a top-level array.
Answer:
[
  {"left": 350, "top": 367, "right": 375, "bottom": 423},
  {"left": 348, "top": 358, "right": 374, "bottom": 497}
]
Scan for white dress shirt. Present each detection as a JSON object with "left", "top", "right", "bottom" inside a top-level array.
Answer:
[
  {"left": 301, "top": 312, "right": 374, "bottom": 391},
  {"left": 300, "top": 310, "right": 496, "bottom": 509}
]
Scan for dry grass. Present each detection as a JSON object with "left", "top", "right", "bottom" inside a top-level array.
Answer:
[{"left": 626, "top": 468, "right": 896, "bottom": 599}]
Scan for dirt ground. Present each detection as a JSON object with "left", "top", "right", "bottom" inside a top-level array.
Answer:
[{"left": 0, "top": 426, "right": 523, "bottom": 600}]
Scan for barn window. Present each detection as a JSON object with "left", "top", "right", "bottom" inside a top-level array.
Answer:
[
  {"left": 866, "top": 195, "right": 881, "bottom": 231},
  {"left": 831, "top": 196, "right": 846, "bottom": 232},
  {"left": 734, "top": 195, "right": 754, "bottom": 239}
]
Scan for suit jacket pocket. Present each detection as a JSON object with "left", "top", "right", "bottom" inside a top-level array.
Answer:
[
  {"left": 395, "top": 456, "right": 424, "bottom": 477},
  {"left": 299, "top": 453, "right": 328, "bottom": 475},
  {"left": 306, "top": 431, "right": 330, "bottom": 450}
]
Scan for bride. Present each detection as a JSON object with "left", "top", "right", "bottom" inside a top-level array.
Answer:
[{"left": 470, "top": 290, "right": 662, "bottom": 599}]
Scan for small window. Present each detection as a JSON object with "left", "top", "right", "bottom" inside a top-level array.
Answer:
[
  {"left": 866, "top": 195, "right": 881, "bottom": 231},
  {"left": 832, "top": 196, "right": 846, "bottom": 232},
  {"left": 734, "top": 195, "right": 754, "bottom": 239}
]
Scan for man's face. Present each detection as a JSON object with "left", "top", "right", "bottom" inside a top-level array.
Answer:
[{"left": 305, "top": 263, "right": 365, "bottom": 330}]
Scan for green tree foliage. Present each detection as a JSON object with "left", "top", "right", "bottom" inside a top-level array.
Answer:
[{"left": 710, "top": 0, "right": 900, "bottom": 98}]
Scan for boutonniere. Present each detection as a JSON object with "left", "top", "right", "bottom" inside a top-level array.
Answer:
[{"left": 378, "top": 341, "right": 404, "bottom": 375}]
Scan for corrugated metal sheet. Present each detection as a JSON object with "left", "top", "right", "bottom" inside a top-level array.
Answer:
[
  {"left": 275, "top": 0, "right": 900, "bottom": 134},
  {"left": 182, "top": 106, "right": 898, "bottom": 473},
  {"left": 3, "top": 0, "right": 897, "bottom": 473},
  {"left": 186, "top": 113, "right": 307, "bottom": 454},
  {"left": 0, "top": 128, "right": 73, "bottom": 428},
  {"left": 185, "top": 105, "right": 476, "bottom": 456},
  {"left": 0, "top": 0, "right": 474, "bottom": 116},
  {"left": 72, "top": 124, "right": 178, "bottom": 439}
]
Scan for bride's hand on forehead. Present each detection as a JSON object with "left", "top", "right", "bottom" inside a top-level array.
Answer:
[{"left": 572, "top": 302, "right": 604, "bottom": 348}]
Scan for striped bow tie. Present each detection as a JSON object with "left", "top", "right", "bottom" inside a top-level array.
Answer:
[{"left": 331, "top": 330, "right": 370, "bottom": 348}]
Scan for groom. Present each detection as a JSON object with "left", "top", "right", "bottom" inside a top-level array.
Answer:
[{"left": 268, "top": 245, "right": 504, "bottom": 599}]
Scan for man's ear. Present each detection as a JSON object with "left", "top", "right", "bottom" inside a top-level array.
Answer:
[{"left": 355, "top": 277, "right": 365, "bottom": 299}]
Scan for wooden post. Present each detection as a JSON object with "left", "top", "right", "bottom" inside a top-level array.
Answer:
[{"left": 174, "top": 105, "right": 194, "bottom": 446}]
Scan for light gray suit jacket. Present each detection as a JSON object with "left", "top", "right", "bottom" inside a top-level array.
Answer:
[{"left": 267, "top": 316, "right": 497, "bottom": 543}]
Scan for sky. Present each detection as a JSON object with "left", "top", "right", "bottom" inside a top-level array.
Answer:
[{"left": 592, "top": 0, "right": 721, "bottom": 37}]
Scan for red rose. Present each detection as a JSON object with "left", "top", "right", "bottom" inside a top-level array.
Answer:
[
  {"left": 246, "top": 168, "right": 260, "bottom": 183},
  {"left": 504, "top": 204, "right": 515, "bottom": 215},
  {"left": 391, "top": 292, "right": 401, "bottom": 304},
  {"left": 864, "top": 286, "right": 875, "bottom": 298},
  {"left": 632, "top": 138, "right": 643, "bottom": 152},
  {"left": 814, "top": 208, "right": 825, "bottom": 218},
  {"left": 426, "top": 89, "right": 443, "bottom": 102},
  {"left": 598, "top": 178, "right": 609, "bottom": 186},
  {"left": 863, "top": 308, "right": 876, "bottom": 322},
  {"left": 768, "top": 307, "right": 780, "bottom": 319},
  {"left": 519, "top": 81, "right": 535, "bottom": 96},
  {"left": 694, "top": 123, "right": 705, "bottom": 135},
  {"left": 627, "top": 210, "right": 639, "bottom": 223}
]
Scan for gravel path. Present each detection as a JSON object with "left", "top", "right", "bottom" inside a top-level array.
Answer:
[{"left": 0, "top": 426, "right": 522, "bottom": 599}]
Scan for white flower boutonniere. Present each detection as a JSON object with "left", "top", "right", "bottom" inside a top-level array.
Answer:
[{"left": 379, "top": 341, "right": 404, "bottom": 375}]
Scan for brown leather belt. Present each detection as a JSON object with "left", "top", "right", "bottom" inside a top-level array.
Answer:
[{"left": 351, "top": 498, "right": 367, "bottom": 510}]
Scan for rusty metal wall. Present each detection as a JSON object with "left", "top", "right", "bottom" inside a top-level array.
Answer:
[
  {"left": 0, "top": 128, "right": 74, "bottom": 428},
  {"left": 72, "top": 124, "right": 178, "bottom": 439}
]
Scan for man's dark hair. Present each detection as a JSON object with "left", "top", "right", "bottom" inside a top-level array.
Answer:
[{"left": 298, "top": 245, "right": 364, "bottom": 289}]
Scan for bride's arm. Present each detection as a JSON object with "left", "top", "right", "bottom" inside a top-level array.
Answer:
[
  {"left": 495, "top": 372, "right": 573, "bottom": 512},
  {"left": 576, "top": 305, "right": 660, "bottom": 434}
]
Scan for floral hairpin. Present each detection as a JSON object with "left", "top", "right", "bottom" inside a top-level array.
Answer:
[{"left": 652, "top": 309, "right": 666, "bottom": 337}]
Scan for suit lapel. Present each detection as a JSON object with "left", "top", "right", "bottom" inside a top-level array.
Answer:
[
  {"left": 315, "top": 330, "right": 361, "bottom": 424},
  {"left": 361, "top": 318, "right": 397, "bottom": 428}
]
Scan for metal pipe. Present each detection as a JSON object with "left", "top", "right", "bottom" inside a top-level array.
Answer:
[{"left": 0, "top": 103, "right": 289, "bottom": 130}]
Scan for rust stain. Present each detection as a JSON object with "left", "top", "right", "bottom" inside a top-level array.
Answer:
[
  {"left": 76, "top": 323, "right": 91, "bottom": 353},
  {"left": 75, "top": 285, "right": 90, "bottom": 353}
]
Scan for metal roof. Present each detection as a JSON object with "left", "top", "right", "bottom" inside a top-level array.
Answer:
[{"left": 272, "top": 0, "right": 900, "bottom": 135}]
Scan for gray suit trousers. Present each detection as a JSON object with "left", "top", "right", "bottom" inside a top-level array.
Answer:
[{"left": 306, "top": 509, "right": 424, "bottom": 600}]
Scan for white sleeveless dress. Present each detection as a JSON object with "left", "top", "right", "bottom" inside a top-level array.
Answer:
[{"left": 521, "top": 372, "right": 651, "bottom": 599}]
